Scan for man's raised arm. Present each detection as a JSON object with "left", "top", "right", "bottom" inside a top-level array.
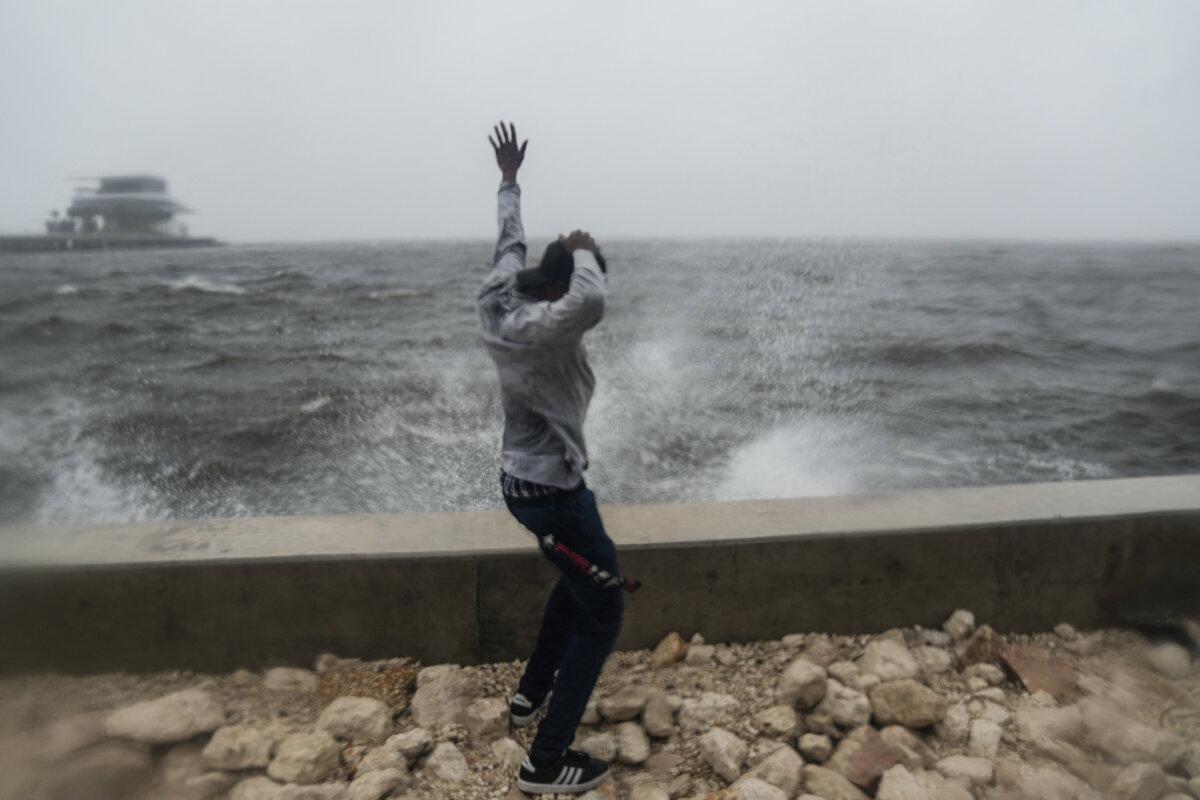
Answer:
[{"left": 489, "top": 121, "right": 528, "bottom": 274}]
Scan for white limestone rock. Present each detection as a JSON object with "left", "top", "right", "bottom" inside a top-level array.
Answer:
[
  {"left": 942, "top": 610, "right": 975, "bottom": 641},
  {"left": 916, "top": 770, "right": 974, "bottom": 800},
  {"left": 1048, "top": 623, "right": 1077, "bottom": 642},
  {"left": 580, "top": 732, "right": 618, "bottom": 762},
  {"left": 463, "top": 697, "right": 508, "bottom": 743},
  {"left": 1080, "top": 699, "right": 1185, "bottom": 767},
  {"left": 280, "top": 784, "right": 347, "bottom": 800},
  {"left": 935, "top": 701, "right": 970, "bottom": 744},
  {"left": 699, "top": 727, "right": 748, "bottom": 783},
  {"left": 935, "top": 755, "right": 993, "bottom": 787},
  {"left": 915, "top": 646, "right": 954, "bottom": 675},
  {"left": 105, "top": 688, "right": 225, "bottom": 745},
  {"left": 1066, "top": 633, "right": 1105, "bottom": 656},
  {"left": 731, "top": 777, "right": 788, "bottom": 800},
  {"left": 686, "top": 644, "right": 716, "bottom": 665},
  {"left": 600, "top": 684, "right": 651, "bottom": 722},
  {"left": 159, "top": 741, "right": 241, "bottom": 800},
  {"left": 356, "top": 745, "right": 407, "bottom": 776},
  {"left": 775, "top": 658, "right": 828, "bottom": 709},
  {"left": 1108, "top": 763, "right": 1167, "bottom": 800},
  {"left": 231, "top": 776, "right": 286, "bottom": 800},
  {"left": 643, "top": 690, "right": 675, "bottom": 738},
  {"left": 316, "top": 697, "right": 392, "bottom": 744},
  {"left": 875, "top": 765, "right": 930, "bottom": 800},
  {"left": 802, "top": 765, "right": 871, "bottom": 800},
  {"left": 735, "top": 746, "right": 803, "bottom": 797},
  {"left": 424, "top": 742, "right": 468, "bottom": 783},
  {"left": 962, "top": 662, "right": 1004, "bottom": 686},
  {"left": 870, "top": 680, "right": 947, "bottom": 728},
  {"left": 967, "top": 719, "right": 1002, "bottom": 759},
  {"left": 1179, "top": 743, "right": 1200, "bottom": 778},
  {"left": 627, "top": 779, "right": 671, "bottom": 800},
  {"left": 202, "top": 724, "right": 275, "bottom": 770},
  {"left": 679, "top": 692, "right": 739, "bottom": 732},
  {"left": 26, "top": 743, "right": 157, "bottom": 800},
  {"left": 827, "top": 660, "right": 861, "bottom": 685},
  {"left": 815, "top": 679, "right": 872, "bottom": 729},
  {"left": 410, "top": 668, "right": 482, "bottom": 728},
  {"left": 414, "top": 664, "right": 457, "bottom": 687},
  {"left": 751, "top": 705, "right": 798, "bottom": 738},
  {"left": 616, "top": 721, "right": 651, "bottom": 765},
  {"left": 490, "top": 737, "right": 524, "bottom": 770},
  {"left": 798, "top": 732, "right": 833, "bottom": 762},
  {"left": 267, "top": 731, "right": 341, "bottom": 785},
  {"left": 346, "top": 767, "right": 407, "bottom": 800},
  {"left": 879, "top": 726, "right": 937, "bottom": 770},
  {"left": 263, "top": 668, "right": 320, "bottom": 694},
  {"left": 383, "top": 728, "right": 431, "bottom": 764},
  {"left": 1007, "top": 764, "right": 1099, "bottom": 800},
  {"left": 1147, "top": 642, "right": 1191, "bottom": 679},
  {"left": 856, "top": 639, "right": 920, "bottom": 682}
]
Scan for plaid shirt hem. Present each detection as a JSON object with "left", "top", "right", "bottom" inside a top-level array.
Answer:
[{"left": 500, "top": 469, "right": 574, "bottom": 500}]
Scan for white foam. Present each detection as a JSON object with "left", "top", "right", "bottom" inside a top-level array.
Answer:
[
  {"left": 166, "top": 275, "right": 247, "bottom": 295},
  {"left": 54, "top": 284, "right": 79, "bottom": 295},
  {"left": 368, "top": 288, "right": 421, "bottom": 300},
  {"left": 15, "top": 398, "right": 164, "bottom": 525},
  {"left": 300, "top": 396, "right": 331, "bottom": 414},
  {"left": 713, "top": 419, "right": 870, "bottom": 501}
]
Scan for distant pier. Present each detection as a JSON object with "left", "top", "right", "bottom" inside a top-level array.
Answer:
[{"left": 0, "top": 234, "right": 221, "bottom": 253}]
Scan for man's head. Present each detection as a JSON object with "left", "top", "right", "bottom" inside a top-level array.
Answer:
[{"left": 517, "top": 237, "right": 607, "bottom": 302}]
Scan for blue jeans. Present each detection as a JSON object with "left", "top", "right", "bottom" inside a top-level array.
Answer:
[{"left": 505, "top": 485, "right": 624, "bottom": 763}]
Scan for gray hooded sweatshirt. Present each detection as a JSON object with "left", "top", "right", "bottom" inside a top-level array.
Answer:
[{"left": 477, "top": 181, "right": 607, "bottom": 489}]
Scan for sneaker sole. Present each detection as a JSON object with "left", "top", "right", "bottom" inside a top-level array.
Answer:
[
  {"left": 509, "top": 709, "right": 538, "bottom": 727},
  {"left": 509, "top": 693, "right": 550, "bottom": 727},
  {"left": 516, "top": 768, "right": 609, "bottom": 795}
]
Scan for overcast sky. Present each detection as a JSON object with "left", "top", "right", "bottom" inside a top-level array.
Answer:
[{"left": 2, "top": 1, "right": 1198, "bottom": 242}]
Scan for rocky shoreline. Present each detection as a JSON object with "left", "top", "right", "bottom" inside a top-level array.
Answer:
[{"left": 1, "top": 611, "right": 1197, "bottom": 800}]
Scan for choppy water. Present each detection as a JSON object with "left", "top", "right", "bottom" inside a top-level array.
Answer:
[{"left": 1, "top": 239, "right": 1197, "bottom": 526}]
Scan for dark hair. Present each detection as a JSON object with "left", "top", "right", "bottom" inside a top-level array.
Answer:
[{"left": 536, "top": 240, "right": 607, "bottom": 282}]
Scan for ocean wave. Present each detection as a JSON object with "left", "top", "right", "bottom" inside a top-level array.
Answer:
[
  {"left": 367, "top": 288, "right": 423, "bottom": 300},
  {"left": 10, "top": 314, "right": 88, "bottom": 340},
  {"left": 165, "top": 275, "right": 247, "bottom": 295},
  {"left": 1129, "top": 386, "right": 1200, "bottom": 409},
  {"left": 55, "top": 284, "right": 79, "bottom": 295},
  {"left": 184, "top": 353, "right": 259, "bottom": 371},
  {"left": 862, "top": 339, "right": 1033, "bottom": 367},
  {"left": 300, "top": 396, "right": 331, "bottom": 414}
]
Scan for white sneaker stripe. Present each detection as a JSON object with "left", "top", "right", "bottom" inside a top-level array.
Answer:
[{"left": 554, "top": 765, "right": 570, "bottom": 784}]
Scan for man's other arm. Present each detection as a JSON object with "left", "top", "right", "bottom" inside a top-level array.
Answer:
[{"left": 501, "top": 243, "right": 607, "bottom": 344}]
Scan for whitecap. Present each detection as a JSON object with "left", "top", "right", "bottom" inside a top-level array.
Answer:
[
  {"left": 54, "top": 284, "right": 79, "bottom": 295},
  {"left": 300, "top": 396, "right": 331, "bottom": 414},
  {"left": 166, "top": 275, "right": 247, "bottom": 295},
  {"left": 368, "top": 288, "right": 421, "bottom": 300}
]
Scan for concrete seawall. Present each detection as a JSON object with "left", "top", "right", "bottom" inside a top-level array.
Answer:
[{"left": 1, "top": 474, "right": 1197, "bottom": 675}]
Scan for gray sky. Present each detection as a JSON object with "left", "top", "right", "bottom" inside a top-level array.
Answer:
[{"left": 2, "top": 1, "right": 1198, "bottom": 242}]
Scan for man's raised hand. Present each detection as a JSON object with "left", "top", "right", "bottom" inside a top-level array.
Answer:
[
  {"left": 560, "top": 229, "right": 598, "bottom": 255},
  {"left": 489, "top": 121, "right": 527, "bottom": 184}
]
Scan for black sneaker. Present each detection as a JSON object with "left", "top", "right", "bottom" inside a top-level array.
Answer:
[
  {"left": 509, "top": 690, "right": 548, "bottom": 727},
  {"left": 516, "top": 748, "right": 610, "bottom": 795}
]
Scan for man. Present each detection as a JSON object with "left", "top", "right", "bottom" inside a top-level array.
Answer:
[{"left": 477, "top": 121, "right": 623, "bottom": 795}]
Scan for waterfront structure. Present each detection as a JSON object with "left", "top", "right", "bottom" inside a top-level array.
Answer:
[
  {"left": 1, "top": 174, "right": 219, "bottom": 253},
  {"left": 66, "top": 174, "right": 191, "bottom": 235}
]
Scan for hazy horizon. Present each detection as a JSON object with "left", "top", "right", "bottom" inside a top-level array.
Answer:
[{"left": 3, "top": 1, "right": 1199, "bottom": 243}]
